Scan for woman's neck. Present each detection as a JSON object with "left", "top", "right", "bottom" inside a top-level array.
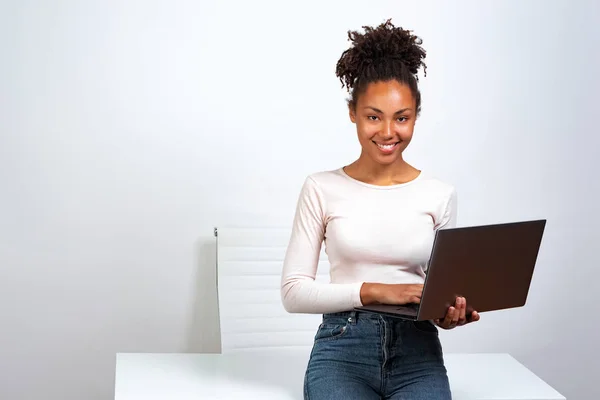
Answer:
[{"left": 344, "top": 155, "right": 420, "bottom": 186}]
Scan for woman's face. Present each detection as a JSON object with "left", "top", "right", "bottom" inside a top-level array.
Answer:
[{"left": 349, "top": 80, "right": 417, "bottom": 166}]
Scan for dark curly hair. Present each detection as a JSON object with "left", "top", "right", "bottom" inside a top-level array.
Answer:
[{"left": 335, "top": 19, "right": 427, "bottom": 115}]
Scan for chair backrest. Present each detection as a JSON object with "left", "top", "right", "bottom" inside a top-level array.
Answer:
[{"left": 215, "top": 226, "right": 330, "bottom": 353}]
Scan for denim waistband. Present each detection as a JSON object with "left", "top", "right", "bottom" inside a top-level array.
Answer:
[
  {"left": 323, "top": 310, "right": 382, "bottom": 320},
  {"left": 323, "top": 310, "right": 356, "bottom": 318}
]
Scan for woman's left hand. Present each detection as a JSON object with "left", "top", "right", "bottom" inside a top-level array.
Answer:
[{"left": 434, "top": 296, "right": 480, "bottom": 329}]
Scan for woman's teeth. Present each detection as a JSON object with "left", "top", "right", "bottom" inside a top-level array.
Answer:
[{"left": 377, "top": 143, "right": 396, "bottom": 150}]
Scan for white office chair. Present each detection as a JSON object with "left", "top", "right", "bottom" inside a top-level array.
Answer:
[{"left": 215, "top": 226, "right": 330, "bottom": 353}]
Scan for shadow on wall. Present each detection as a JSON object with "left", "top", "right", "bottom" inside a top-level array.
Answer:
[{"left": 186, "top": 235, "right": 221, "bottom": 353}]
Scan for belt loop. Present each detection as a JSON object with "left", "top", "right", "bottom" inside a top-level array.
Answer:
[{"left": 347, "top": 310, "right": 357, "bottom": 325}]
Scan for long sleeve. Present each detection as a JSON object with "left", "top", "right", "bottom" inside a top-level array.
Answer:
[
  {"left": 280, "top": 176, "right": 364, "bottom": 314},
  {"left": 435, "top": 188, "right": 458, "bottom": 230}
]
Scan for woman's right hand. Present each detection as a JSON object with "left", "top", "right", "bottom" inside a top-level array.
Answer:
[{"left": 359, "top": 282, "right": 424, "bottom": 305}]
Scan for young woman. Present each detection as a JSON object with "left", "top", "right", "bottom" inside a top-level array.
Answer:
[{"left": 280, "top": 20, "right": 480, "bottom": 399}]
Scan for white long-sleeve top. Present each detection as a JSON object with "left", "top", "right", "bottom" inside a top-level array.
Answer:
[{"left": 280, "top": 167, "right": 457, "bottom": 314}]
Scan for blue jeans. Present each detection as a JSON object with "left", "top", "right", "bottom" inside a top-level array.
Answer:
[{"left": 304, "top": 311, "right": 452, "bottom": 399}]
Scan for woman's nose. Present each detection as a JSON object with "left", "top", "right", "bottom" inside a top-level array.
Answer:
[{"left": 382, "top": 122, "right": 393, "bottom": 138}]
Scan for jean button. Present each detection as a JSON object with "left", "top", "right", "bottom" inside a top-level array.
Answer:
[{"left": 348, "top": 317, "right": 353, "bottom": 323}]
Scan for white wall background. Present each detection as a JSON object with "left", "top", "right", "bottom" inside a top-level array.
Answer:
[{"left": 1, "top": 0, "right": 598, "bottom": 399}]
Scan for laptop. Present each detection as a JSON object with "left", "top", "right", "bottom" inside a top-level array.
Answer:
[{"left": 354, "top": 219, "right": 546, "bottom": 321}]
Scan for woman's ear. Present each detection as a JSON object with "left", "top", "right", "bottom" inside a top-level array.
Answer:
[{"left": 348, "top": 104, "right": 357, "bottom": 123}]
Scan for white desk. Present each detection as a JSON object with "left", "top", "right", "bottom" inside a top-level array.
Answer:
[{"left": 114, "top": 349, "right": 565, "bottom": 400}]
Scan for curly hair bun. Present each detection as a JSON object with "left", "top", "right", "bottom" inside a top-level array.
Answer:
[{"left": 336, "top": 19, "right": 427, "bottom": 92}]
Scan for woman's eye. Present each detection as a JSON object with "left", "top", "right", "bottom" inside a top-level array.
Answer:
[
  {"left": 397, "top": 117, "right": 407, "bottom": 122},
  {"left": 368, "top": 115, "right": 379, "bottom": 121}
]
